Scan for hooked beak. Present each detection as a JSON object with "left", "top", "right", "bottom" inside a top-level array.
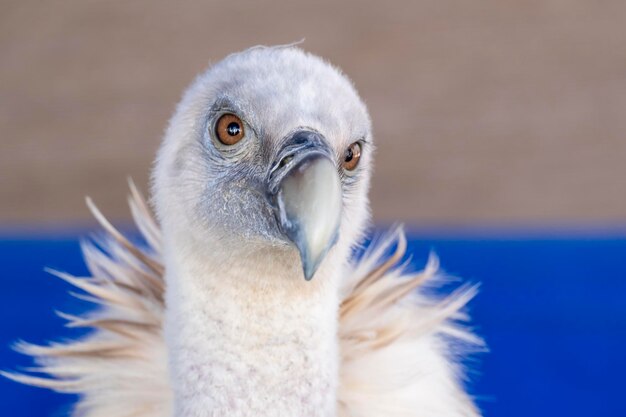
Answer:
[{"left": 268, "top": 131, "right": 342, "bottom": 280}]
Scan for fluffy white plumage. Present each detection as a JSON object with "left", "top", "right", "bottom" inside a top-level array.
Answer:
[{"left": 5, "top": 46, "right": 483, "bottom": 417}]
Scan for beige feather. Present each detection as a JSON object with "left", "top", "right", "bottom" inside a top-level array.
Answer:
[{"left": 3, "top": 186, "right": 482, "bottom": 417}]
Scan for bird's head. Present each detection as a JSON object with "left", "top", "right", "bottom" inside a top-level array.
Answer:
[{"left": 153, "top": 46, "right": 373, "bottom": 281}]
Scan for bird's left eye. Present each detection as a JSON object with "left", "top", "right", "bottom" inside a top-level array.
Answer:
[
  {"left": 215, "top": 114, "right": 245, "bottom": 145},
  {"left": 342, "top": 141, "right": 362, "bottom": 171}
]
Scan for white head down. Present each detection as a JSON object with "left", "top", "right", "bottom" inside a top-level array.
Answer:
[{"left": 153, "top": 46, "right": 374, "bottom": 284}]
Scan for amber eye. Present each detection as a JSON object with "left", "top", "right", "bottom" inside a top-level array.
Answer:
[
  {"left": 342, "top": 141, "right": 362, "bottom": 171},
  {"left": 215, "top": 114, "right": 245, "bottom": 145}
]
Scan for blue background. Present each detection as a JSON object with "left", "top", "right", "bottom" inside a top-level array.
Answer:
[{"left": 1, "top": 230, "right": 624, "bottom": 416}]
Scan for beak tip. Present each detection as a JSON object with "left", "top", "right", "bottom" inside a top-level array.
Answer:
[
  {"left": 299, "top": 247, "right": 319, "bottom": 281},
  {"left": 298, "top": 230, "right": 338, "bottom": 281},
  {"left": 303, "top": 267, "right": 315, "bottom": 281}
]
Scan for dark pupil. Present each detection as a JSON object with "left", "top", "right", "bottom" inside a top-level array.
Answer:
[
  {"left": 345, "top": 147, "right": 354, "bottom": 162},
  {"left": 226, "top": 122, "right": 241, "bottom": 136}
]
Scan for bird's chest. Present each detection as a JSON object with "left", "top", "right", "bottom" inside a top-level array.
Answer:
[{"left": 206, "top": 340, "right": 336, "bottom": 416}]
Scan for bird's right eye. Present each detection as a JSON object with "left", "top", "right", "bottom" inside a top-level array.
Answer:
[{"left": 215, "top": 114, "right": 245, "bottom": 145}]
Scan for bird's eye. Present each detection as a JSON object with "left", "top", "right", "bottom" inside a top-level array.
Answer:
[
  {"left": 342, "top": 141, "right": 362, "bottom": 171},
  {"left": 215, "top": 114, "right": 245, "bottom": 145}
]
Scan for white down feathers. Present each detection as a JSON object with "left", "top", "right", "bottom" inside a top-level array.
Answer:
[{"left": 5, "top": 185, "right": 482, "bottom": 417}]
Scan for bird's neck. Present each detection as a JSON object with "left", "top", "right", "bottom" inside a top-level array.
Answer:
[{"left": 163, "top": 237, "right": 342, "bottom": 417}]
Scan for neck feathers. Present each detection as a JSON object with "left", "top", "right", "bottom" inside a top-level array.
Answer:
[{"left": 163, "top": 241, "right": 342, "bottom": 417}]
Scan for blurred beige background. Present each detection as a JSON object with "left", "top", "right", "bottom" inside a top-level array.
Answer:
[{"left": 1, "top": 0, "right": 625, "bottom": 227}]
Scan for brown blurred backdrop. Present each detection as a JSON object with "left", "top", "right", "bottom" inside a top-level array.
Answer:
[{"left": 1, "top": 0, "right": 626, "bottom": 228}]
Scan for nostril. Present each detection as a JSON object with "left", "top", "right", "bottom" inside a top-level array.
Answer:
[{"left": 279, "top": 155, "right": 294, "bottom": 168}]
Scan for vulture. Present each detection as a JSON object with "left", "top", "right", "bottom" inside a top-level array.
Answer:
[{"left": 5, "top": 45, "right": 483, "bottom": 417}]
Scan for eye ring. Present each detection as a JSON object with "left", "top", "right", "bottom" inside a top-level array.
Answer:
[
  {"left": 342, "top": 141, "right": 362, "bottom": 171},
  {"left": 215, "top": 113, "right": 245, "bottom": 145}
]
